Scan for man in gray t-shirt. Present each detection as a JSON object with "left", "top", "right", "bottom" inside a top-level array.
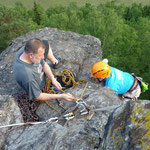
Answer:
[{"left": 13, "top": 38, "right": 74, "bottom": 101}]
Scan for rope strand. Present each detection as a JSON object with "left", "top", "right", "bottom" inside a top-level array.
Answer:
[
  {"left": 44, "top": 101, "right": 62, "bottom": 117},
  {"left": 43, "top": 70, "right": 88, "bottom": 114}
]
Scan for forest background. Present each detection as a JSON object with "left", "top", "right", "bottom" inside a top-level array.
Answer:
[{"left": 0, "top": 0, "right": 150, "bottom": 99}]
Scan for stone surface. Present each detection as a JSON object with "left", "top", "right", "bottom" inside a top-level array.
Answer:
[
  {"left": 101, "top": 100, "right": 150, "bottom": 150},
  {"left": 0, "top": 27, "right": 149, "bottom": 150},
  {"left": 0, "top": 95, "right": 23, "bottom": 150}
]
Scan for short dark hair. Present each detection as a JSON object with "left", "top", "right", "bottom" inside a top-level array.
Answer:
[{"left": 24, "top": 38, "right": 46, "bottom": 54}]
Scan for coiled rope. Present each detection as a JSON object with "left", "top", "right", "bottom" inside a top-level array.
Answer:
[{"left": 42, "top": 69, "right": 88, "bottom": 117}]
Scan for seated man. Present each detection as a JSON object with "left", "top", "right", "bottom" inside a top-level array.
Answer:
[
  {"left": 13, "top": 38, "right": 74, "bottom": 102},
  {"left": 90, "top": 59, "right": 141, "bottom": 101}
]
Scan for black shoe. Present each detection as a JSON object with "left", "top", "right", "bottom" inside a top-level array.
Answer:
[{"left": 50, "top": 56, "right": 62, "bottom": 69}]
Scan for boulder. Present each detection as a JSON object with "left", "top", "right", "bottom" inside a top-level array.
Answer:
[
  {"left": 0, "top": 27, "right": 149, "bottom": 150},
  {"left": 101, "top": 100, "right": 150, "bottom": 150}
]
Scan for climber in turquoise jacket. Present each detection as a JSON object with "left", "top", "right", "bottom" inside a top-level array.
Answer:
[
  {"left": 102, "top": 66, "right": 134, "bottom": 95},
  {"left": 90, "top": 59, "right": 141, "bottom": 101}
]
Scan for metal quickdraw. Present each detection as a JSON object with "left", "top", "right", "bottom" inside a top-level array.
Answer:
[
  {"left": 45, "top": 117, "right": 59, "bottom": 123},
  {"left": 63, "top": 99, "right": 90, "bottom": 120},
  {"left": 76, "top": 99, "right": 90, "bottom": 114}
]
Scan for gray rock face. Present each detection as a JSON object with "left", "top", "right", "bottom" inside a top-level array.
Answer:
[
  {"left": 0, "top": 95, "right": 23, "bottom": 150},
  {"left": 101, "top": 100, "right": 150, "bottom": 150},
  {"left": 0, "top": 27, "right": 149, "bottom": 150}
]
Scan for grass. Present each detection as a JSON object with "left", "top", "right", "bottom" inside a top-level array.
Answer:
[{"left": 0, "top": 0, "right": 150, "bottom": 10}]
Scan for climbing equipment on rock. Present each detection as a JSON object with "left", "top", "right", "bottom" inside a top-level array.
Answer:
[
  {"left": 0, "top": 117, "right": 59, "bottom": 129},
  {"left": 0, "top": 104, "right": 121, "bottom": 130},
  {"left": 45, "top": 101, "right": 62, "bottom": 117},
  {"left": 43, "top": 69, "right": 80, "bottom": 94},
  {"left": 42, "top": 69, "right": 120, "bottom": 121},
  {"left": 63, "top": 99, "right": 90, "bottom": 120},
  {"left": 88, "top": 104, "right": 121, "bottom": 113},
  {"left": 55, "top": 69, "right": 80, "bottom": 88},
  {"left": 12, "top": 93, "right": 40, "bottom": 122},
  {"left": 42, "top": 69, "right": 88, "bottom": 117},
  {"left": 122, "top": 96, "right": 136, "bottom": 101},
  {"left": 10, "top": 68, "right": 121, "bottom": 132},
  {"left": 62, "top": 99, "right": 121, "bottom": 121}
]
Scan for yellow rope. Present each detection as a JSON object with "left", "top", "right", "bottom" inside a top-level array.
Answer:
[
  {"left": 59, "top": 79, "right": 88, "bottom": 102},
  {"left": 42, "top": 69, "right": 89, "bottom": 117},
  {"left": 44, "top": 101, "right": 62, "bottom": 117},
  {"left": 79, "top": 81, "right": 88, "bottom": 101},
  {"left": 59, "top": 89, "right": 79, "bottom": 102},
  {"left": 56, "top": 69, "right": 80, "bottom": 87}
]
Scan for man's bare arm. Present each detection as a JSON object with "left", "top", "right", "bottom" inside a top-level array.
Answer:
[
  {"left": 34, "top": 92, "right": 74, "bottom": 102},
  {"left": 43, "top": 62, "right": 55, "bottom": 80},
  {"left": 42, "top": 62, "right": 62, "bottom": 90}
]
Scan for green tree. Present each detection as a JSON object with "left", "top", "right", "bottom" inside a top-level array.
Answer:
[
  {"left": 124, "top": 3, "right": 143, "bottom": 21},
  {"left": 142, "top": 5, "right": 150, "bottom": 17},
  {"left": 14, "top": 2, "right": 28, "bottom": 19},
  {"left": 0, "top": 4, "right": 38, "bottom": 53},
  {"left": 46, "top": 5, "right": 66, "bottom": 17},
  {"left": 66, "top": 3, "right": 82, "bottom": 31},
  {"left": 132, "top": 17, "right": 150, "bottom": 99},
  {"left": 47, "top": 13, "right": 69, "bottom": 30},
  {"left": 32, "top": 2, "right": 48, "bottom": 26}
]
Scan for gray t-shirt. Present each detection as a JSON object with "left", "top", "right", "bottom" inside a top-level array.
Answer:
[{"left": 13, "top": 40, "right": 49, "bottom": 100}]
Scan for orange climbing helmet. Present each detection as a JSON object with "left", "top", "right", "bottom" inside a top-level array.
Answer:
[{"left": 91, "top": 62, "right": 111, "bottom": 78}]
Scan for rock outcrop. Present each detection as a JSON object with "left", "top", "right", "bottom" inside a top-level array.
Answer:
[
  {"left": 0, "top": 27, "right": 149, "bottom": 150},
  {"left": 101, "top": 100, "right": 150, "bottom": 150}
]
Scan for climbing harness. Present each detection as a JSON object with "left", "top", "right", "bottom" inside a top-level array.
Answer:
[
  {"left": 131, "top": 73, "right": 149, "bottom": 93},
  {"left": 121, "top": 73, "right": 149, "bottom": 101}
]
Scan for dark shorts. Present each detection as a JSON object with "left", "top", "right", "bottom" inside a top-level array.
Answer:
[{"left": 42, "top": 40, "right": 49, "bottom": 61}]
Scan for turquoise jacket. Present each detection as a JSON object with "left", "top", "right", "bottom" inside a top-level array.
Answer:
[{"left": 102, "top": 67, "right": 134, "bottom": 94}]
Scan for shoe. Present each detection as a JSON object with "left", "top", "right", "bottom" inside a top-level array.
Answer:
[{"left": 50, "top": 56, "right": 62, "bottom": 69}]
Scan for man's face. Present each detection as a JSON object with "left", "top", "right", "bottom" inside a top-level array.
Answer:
[
  {"left": 94, "top": 77, "right": 106, "bottom": 82},
  {"left": 97, "top": 77, "right": 106, "bottom": 82},
  {"left": 89, "top": 74, "right": 106, "bottom": 82},
  {"left": 31, "top": 47, "right": 45, "bottom": 63}
]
